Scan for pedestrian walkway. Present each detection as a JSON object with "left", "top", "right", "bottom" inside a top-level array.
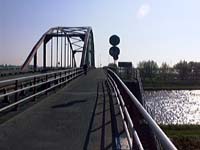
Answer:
[{"left": 0, "top": 69, "right": 122, "bottom": 150}]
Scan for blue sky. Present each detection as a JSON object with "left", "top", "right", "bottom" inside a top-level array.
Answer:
[{"left": 0, "top": 0, "right": 200, "bottom": 67}]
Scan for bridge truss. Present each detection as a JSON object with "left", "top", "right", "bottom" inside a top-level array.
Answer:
[{"left": 21, "top": 27, "right": 95, "bottom": 71}]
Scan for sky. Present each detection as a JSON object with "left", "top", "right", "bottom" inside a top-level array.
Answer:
[{"left": 0, "top": 0, "right": 200, "bottom": 67}]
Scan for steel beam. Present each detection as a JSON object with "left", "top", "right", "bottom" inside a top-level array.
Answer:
[
  {"left": 34, "top": 52, "right": 37, "bottom": 72},
  {"left": 61, "top": 37, "right": 63, "bottom": 68},
  {"left": 64, "top": 37, "right": 66, "bottom": 68},
  {"left": 43, "top": 42, "right": 46, "bottom": 70},
  {"left": 21, "top": 27, "right": 95, "bottom": 71},
  {"left": 51, "top": 38, "right": 53, "bottom": 68},
  {"left": 56, "top": 31, "right": 58, "bottom": 67}
]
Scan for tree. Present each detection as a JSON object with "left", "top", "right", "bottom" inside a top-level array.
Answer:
[
  {"left": 160, "top": 62, "right": 170, "bottom": 80},
  {"left": 137, "top": 60, "right": 158, "bottom": 80},
  {"left": 174, "top": 60, "right": 190, "bottom": 80},
  {"left": 188, "top": 61, "right": 200, "bottom": 80}
]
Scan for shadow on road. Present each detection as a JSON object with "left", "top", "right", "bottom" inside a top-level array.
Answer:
[
  {"left": 83, "top": 80, "right": 116, "bottom": 150},
  {"left": 51, "top": 100, "right": 87, "bottom": 109}
]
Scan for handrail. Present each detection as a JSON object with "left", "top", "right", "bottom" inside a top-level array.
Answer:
[
  {"left": 0, "top": 68, "right": 83, "bottom": 112},
  {"left": 0, "top": 68, "right": 77, "bottom": 85},
  {"left": 136, "top": 69, "right": 145, "bottom": 107},
  {"left": 107, "top": 68, "right": 177, "bottom": 150},
  {"left": 0, "top": 71, "right": 76, "bottom": 99},
  {"left": 107, "top": 74, "right": 144, "bottom": 150}
]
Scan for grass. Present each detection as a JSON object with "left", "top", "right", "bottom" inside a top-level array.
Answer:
[
  {"left": 160, "top": 125, "right": 200, "bottom": 150},
  {"left": 143, "top": 80, "right": 200, "bottom": 90}
]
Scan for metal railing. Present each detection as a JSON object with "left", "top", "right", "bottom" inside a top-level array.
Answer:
[
  {"left": 107, "top": 68, "right": 177, "bottom": 150},
  {"left": 107, "top": 73, "right": 144, "bottom": 150},
  {"left": 0, "top": 67, "right": 62, "bottom": 77},
  {"left": 135, "top": 69, "right": 146, "bottom": 107},
  {"left": 0, "top": 68, "right": 84, "bottom": 112}
]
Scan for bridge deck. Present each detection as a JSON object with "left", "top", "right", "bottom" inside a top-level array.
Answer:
[{"left": 0, "top": 69, "right": 118, "bottom": 150}]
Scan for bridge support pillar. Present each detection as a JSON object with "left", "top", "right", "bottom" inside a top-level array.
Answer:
[
  {"left": 51, "top": 38, "right": 53, "bottom": 68},
  {"left": 43, "top": 41, "right": 46, "bottom": 71},
  {"left": 34, "top": 52, "right": 37, "bottom": 72}
]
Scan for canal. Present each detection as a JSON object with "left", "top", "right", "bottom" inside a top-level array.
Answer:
[{"left": 144, "top": 90, "right": 200, "bottom": 125}]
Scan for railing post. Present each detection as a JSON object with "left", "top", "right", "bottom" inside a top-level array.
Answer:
[
  {"left": 14, "top": 80, "right": 19, "bottom": 110},
  {"left": 54, "top": 73, "right": 57, "bottom": 91},
  {"left": 65, "top": 71, "right": 67, "bottom": 83},
  {"left": 60, "top": 72, "right": 62, "bottom": 87},
  {"left": 2, "top": 88, "right": 9, "bottom": 103},
  {"left": 70, "top": 69, "right": 73, "bottom": 79},
  {"left": 33, "top": 77, "right": 37, "bottom": 101},
  {"left": 72, "top": 68, "right": 74, "bottom": 78},
  {"left": 45, "top": 74, "right": 48, "bottom": 95},
  {"left": 74, "top": 68, "right": 76, "bottom": 78},
  {"left": 69, "top": 69, "right": 71, "bottom": 80},
  {"left": 72, "top": 68, "right": 74, "bottom": 79},
  {"left": 20, "top": 82, "right": 25, "bottom": 96},
  {"left": 67, "top": 69, "right": 70, "bottom": 81},
  {"left": 54, "top": 73, "right": 57, "bottom": 84}
]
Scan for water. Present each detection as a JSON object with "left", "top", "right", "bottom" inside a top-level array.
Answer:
[{"left": 144, "top": 90, "right": 200, "bottom": 125}]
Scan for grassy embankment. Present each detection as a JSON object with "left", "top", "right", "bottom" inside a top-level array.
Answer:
[
  {"left": 143, "top": 80, "right": 200, "bottom": 90},
  {"left": 143, "top": 79, "right": 200, "bottom": 149},
  {"left": 160, "top": 125, "right": 200, "bottom": 150}
]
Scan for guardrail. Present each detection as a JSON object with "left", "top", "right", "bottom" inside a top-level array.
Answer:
[
  {"left": 0, "top": 68, "right": 84, "bottom": 113},
  {"left": 107, "top": 73, "right": 144, "bottom": 150},
  {"left": 107, "top": 68, "right": 177, "bottom": 150},
  {"left": 135, "top": 69, "right": 146, "bottom": 107},
  {"left": 0, "top": 67, "right": 68, "bottom": 77}
]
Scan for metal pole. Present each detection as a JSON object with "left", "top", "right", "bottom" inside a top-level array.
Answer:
[
  {"left": 64, "top": 37, "right": 66, "bottom": 68},
  {"left": 71, "top": 50, "right": 74, "bottom": 68},
  {"left": 14, "top": 80, "right": 18, "bottom": 110},
  {"left": 72, "top": 52, "right": 73, "bottom": 68},
  {"left": 51, "top": 38, "right": 53, "bottom": 68},
  {"left": 34, "top": 52, "right": 37, "bottom": 72},
  {"left": 43, "top": 41, "right": 46, "bottom": 70},
  {"left": 67, "top": 42, "right": 69, "bottom": 67},
  {"left": 3, "top": 88, "right": 9, "bottom": 103},
  {"left": 56, "top": 30, "right": 58, "bottom": 68},
  {"left": 69, "top": 44, "right": 71, "bottom": 67},
  {"left": 61, "top": 36, "right": 63, "bottom": 68},
  {"left": 33, "top": 77, "right": 37, "bottom": 101}
]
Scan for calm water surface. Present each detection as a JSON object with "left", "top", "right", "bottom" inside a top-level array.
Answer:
[{"left": 144, "top": 90, "right": 200, "bottom": 124}]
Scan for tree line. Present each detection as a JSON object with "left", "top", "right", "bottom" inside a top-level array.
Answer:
[{"left": 137, "top": 60, "right": 200, "bottom": 81}]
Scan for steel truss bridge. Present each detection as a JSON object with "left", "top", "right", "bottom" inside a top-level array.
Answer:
[
  {"left": 22, "top": 27, "right": 95, "bottom": 71},
  {"left": 0, "top": 27, "right": 177, "bottom": 150}
]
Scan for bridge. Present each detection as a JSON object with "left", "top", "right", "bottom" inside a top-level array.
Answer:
[{"left": 0, "top": 27, "right": 177, "bottom": 150}]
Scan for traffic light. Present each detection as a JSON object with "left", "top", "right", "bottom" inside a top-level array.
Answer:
[{"left": 109, "top": 35, "right": 120, "bottom": 61}]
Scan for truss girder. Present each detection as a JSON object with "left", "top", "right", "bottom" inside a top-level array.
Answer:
[{"left": 21, "top": 27, "right": 95, "bottom": 70}]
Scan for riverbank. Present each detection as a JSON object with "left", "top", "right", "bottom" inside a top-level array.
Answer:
[
  {"left": 160, "top": 125, "right": 200, "bottom": 150},
  {"left": 143, "top": 80, "right": 200, "bottom": 90},
  {"left": 144, "top": 86, "right": 200, "bottom": 90}
]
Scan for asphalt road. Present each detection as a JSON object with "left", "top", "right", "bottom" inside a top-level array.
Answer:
[{"left": 0, "top": 68, "right": 113, "bottom": 150}]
